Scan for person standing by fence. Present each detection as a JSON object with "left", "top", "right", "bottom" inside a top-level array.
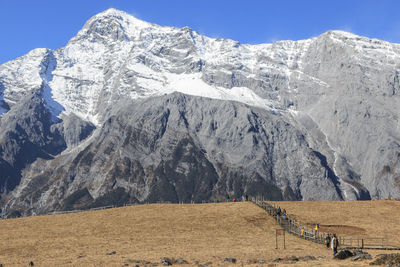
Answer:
[
  {"left": 331, "top": 233, "right": 339, "bottom": 255},
  {"left": 282, "top": 209, "right": 287, "bottom": 220},
  {"left": 276, "top": 207, "right": 281, "bottom": 221},
  {"left": 325, "top": 234, "right": 331, "bottom": 249},
  {"left": 314, "top": 224, "right": 319, "bottom": 238}
]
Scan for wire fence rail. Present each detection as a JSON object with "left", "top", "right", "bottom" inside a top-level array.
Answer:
[
  {"left": 0, "top": 199, "right": 236, "bottom": 220},
  {"left": 339, "top": 237, "right": 400, "bottom": 250},
  {"left": 251, "top": 198, "right": 400, "bottom": 250}
]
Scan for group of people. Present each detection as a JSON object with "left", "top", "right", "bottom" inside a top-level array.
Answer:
[
  {"left": 276, "top": 207, "right": 287, "bottom": 220},
  {"left": 274, "top": 206, "right": 339, "bottom": 256},
  {"left": 325, "top": 233, "right": 339, "bottom": 255},
  {"left": 300, "top": 224, "right": 339, "bottom": 256}
]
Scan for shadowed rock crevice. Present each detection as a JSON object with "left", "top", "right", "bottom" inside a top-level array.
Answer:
[
  {"left": 312, "top": 150, "right": 344, "bottom": 199},
  {"left": 62, "top": 188, "right": 94, "bottom": 211}
]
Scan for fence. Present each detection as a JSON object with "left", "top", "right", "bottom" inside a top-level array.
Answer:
[
  {"left": 0, "top": 198, "right": 236, "bottom": 220},
  {"left": 251, "top": 198, "right": 325, "bottom": 244},
  {"left": 251, "top": 198, "right": 400, "bottom": 250},
  {"left": 339, "top": 237, "right": 400, "bottom": 250}
]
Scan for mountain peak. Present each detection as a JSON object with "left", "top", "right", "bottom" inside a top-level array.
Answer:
[
  {"left": 99, "top": 8, "right": 128, "bottom": 16},
  {"left": 93, "top": 8, "right": 151, "bottom": 28},
  {"left": 322, "top": 30, "right": 359, "bottom": 39},
  {"left": 72, "top": 8, "right": 152, "bottom": 43}
]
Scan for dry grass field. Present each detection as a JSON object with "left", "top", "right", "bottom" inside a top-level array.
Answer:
[
  {"left": 0, "top": 201, "right": 399, "bottom": 266},
  {"left": 273, "top": 200, "right": 400, "bottom": 246}
]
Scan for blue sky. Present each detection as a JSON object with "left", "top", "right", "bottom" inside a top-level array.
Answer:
[{"left": 1, "top": 0, "right": 399, "bottom": 64}]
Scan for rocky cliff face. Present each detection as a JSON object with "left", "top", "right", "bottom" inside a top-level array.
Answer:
[
  {"left": 0, "top": 9, "right": 399, "bottom": 216},
  {"left": 3, "top": 93, "right": 344, "bottom": 216}
]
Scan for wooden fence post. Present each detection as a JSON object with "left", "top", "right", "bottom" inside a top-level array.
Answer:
[{"left": 284, "top": 230, "right": 286, "bottom": 249}]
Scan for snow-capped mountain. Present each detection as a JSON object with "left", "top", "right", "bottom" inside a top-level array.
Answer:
[
  {"left": 0, "top": 9, "right": 399, "bottom": 217},
  {"left": 0, "top": 9, "right": 309, "bottom": 122}
]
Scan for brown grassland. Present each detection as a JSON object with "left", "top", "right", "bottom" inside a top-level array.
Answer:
[{"left": 0, "top": 201, "right": 399, "bottom": 266}]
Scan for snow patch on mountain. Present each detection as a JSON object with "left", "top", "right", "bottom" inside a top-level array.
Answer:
[
  {"left": 0, "top": 48, "right": 48, "bottom": 104},
  {"left": 166, "top": 73, "right": 276, "bottom": 110},
  {"left": 126, "top": 62, "right": 276, "bottom": 109},
  {"left": 39, "top": 51, "right": 64, "bottom": 121}
]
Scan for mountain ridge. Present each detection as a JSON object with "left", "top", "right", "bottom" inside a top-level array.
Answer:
[{"left": 4, "top": 8, "right": 396, "bottom": 124}]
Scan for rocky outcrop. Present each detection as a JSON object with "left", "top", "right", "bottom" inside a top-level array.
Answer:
[{"left": 334, "top": 249, "right": 353, "bottom": 260}]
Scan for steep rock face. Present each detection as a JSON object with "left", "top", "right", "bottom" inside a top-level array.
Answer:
[
  {"left": 3, "top": 94, "right": 341, "bottom": 216},
  {"left": 298, "top": 31, "right": 400, "bottom": 199},
  {"left": 0, "top": 92, "right": 65, "bottom": 195},
  {"left": 0, "top": 92, "right": 95, "bottom": 211},
  {"left": 0, "top": 9, "right": 399, "bottom": 216}
]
